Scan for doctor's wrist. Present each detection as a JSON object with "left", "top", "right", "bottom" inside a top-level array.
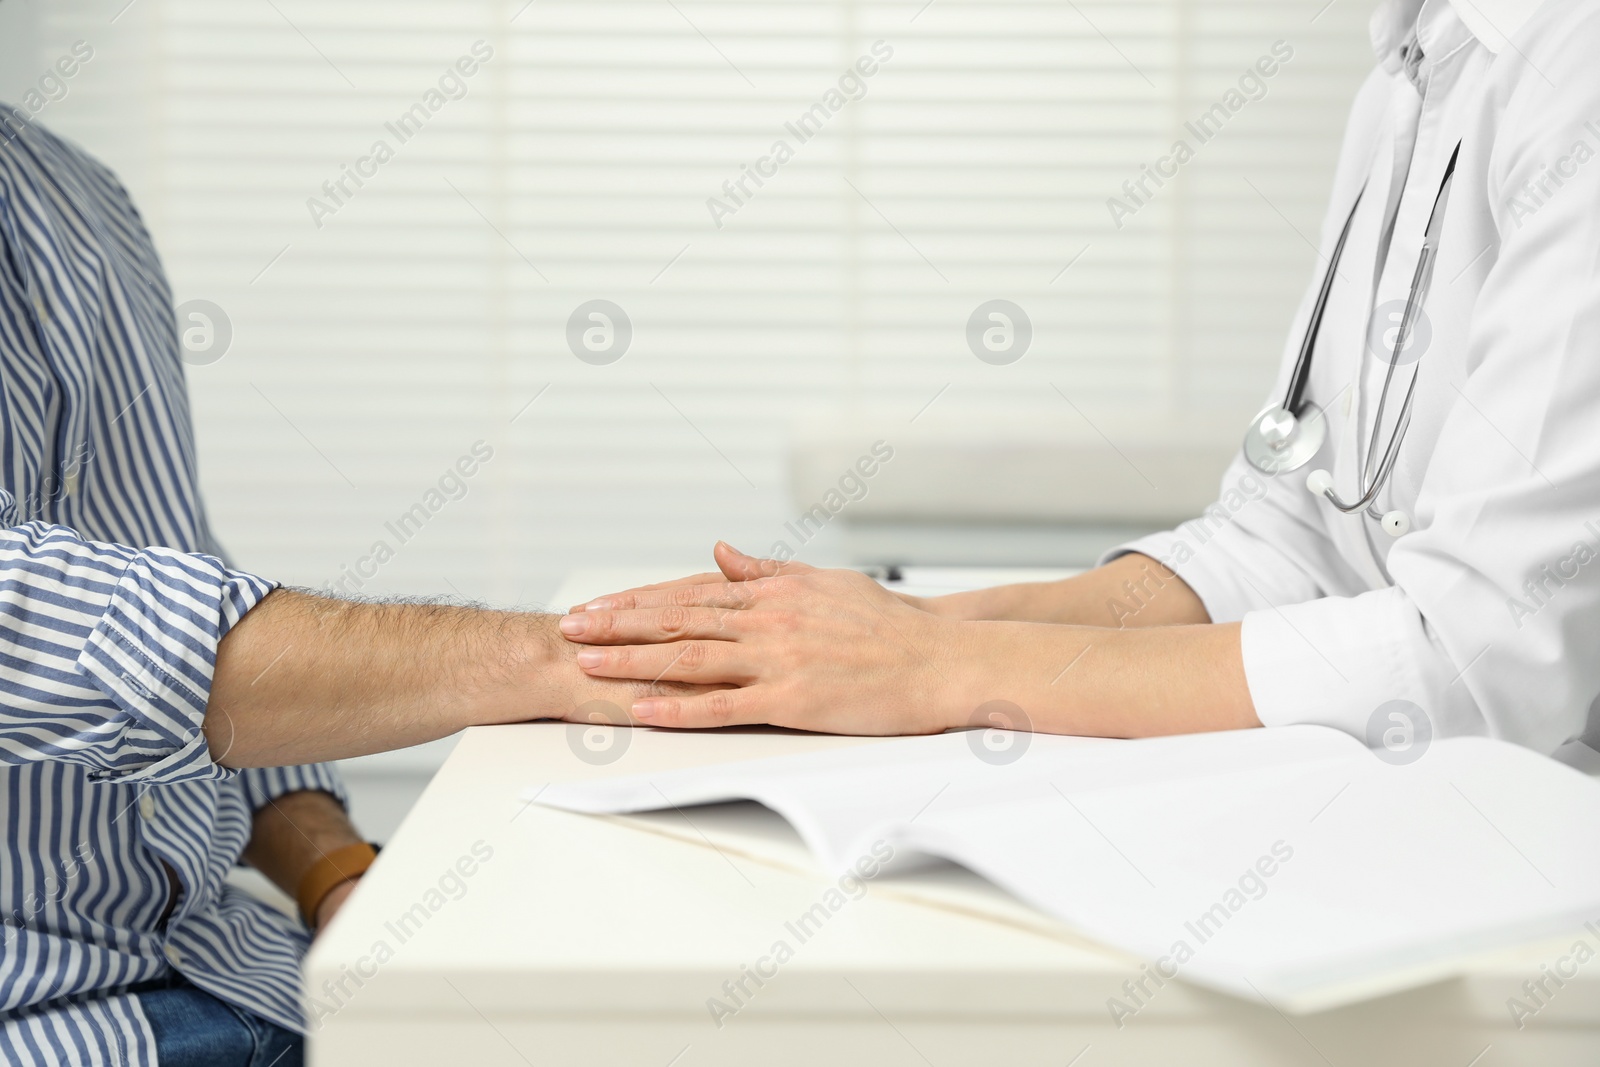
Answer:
[
  {"left": 902, "top": 591, "right": 968, "bottom": 619},
  {"left": 915, "top": 587, "right": 1020, "bottom": 622}
]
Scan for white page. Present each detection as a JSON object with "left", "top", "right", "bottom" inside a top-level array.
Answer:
[
  {"left": 533, "top": 727, "right": 1600, "bottom": 1010},
  {"left": 537, "top": 726, "right": 1354, "bottom": 868}
]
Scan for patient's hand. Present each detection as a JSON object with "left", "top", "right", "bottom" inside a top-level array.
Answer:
[{"left": 556, "top": 542, "right": 959, "bottom": 734}]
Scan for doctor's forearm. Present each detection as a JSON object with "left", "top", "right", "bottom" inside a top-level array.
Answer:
[
  {"left": 923, "top": 553, "right": 1209, "bottom": 628},
  {"left": 943, "top": 618, "right": 1257, "bottom": 737}
]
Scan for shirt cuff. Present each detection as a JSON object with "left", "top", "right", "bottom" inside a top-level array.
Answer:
[
  {"left": 74, "top": 547, "right": 276, "bottom": 783},
  {"left": 238, "top": 763, "right": 350, "bottom": 813}
]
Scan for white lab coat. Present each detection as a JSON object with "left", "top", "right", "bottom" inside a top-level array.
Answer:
[{"left": 1114, "top": 0, "right": 1600, "bottom": 755}]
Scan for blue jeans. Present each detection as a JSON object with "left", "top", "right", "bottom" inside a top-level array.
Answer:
[{"left": 135, "top": 975, "right": 303, "bottom": 1067}]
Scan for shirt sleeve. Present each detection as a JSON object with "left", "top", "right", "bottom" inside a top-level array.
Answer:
[
  {"left": 236, "top": 763, "right": 350, "bottom": 813},
  {"left": 0, "top": 503, "right": 275, "bottom": 783},
  {"left": 1107, "top": 23, "right": 1600, "bottom": 756}
]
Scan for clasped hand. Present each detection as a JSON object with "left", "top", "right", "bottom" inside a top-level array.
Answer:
[{"left": 558, "top": 542, "right": 959, "bottom": 733}]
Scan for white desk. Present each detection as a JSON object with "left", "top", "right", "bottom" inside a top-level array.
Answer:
[{"left": 306, "top": 569, "right": 1600, "bottom": 1066}]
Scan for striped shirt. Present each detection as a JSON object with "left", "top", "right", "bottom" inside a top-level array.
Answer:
[{"left": 0, "top": 112, "right": 344, "bottom": 1063}]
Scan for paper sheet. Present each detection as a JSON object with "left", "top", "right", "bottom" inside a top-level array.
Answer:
[{"left": 533, "top": 726, "right": 1600, "bottom": 1011}]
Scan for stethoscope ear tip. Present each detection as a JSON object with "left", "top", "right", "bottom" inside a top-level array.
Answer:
[
  {"left": 1306, "top": 471, "right": 1411, "bottom": 535},
  {"left": 1381, "top": 510, "right": 1411, "bottom": 537}
]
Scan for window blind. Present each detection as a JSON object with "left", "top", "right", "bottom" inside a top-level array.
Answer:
[{"left": 31, "top": 0, "right": 1374, "bottom": 604}]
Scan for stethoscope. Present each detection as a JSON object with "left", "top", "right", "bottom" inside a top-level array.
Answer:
[{"left": 1242, "top": 142, "right": 1460, "bottom": 539}]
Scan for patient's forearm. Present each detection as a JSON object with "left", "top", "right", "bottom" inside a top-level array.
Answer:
[
  {"left": 206, "top": 589, "right": 630, "bottom": 768},
  {"left": 920, "top": 552, "right": 1208, "bottom": 628}
]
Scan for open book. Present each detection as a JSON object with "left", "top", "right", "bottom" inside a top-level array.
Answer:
[{"left": 532, "top": 725, "right": 1600, "bottom": 1011}]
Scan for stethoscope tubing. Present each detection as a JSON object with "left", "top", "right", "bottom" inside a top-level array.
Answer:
[
  {"left": 1265, "top": 141, "right": 1461, "bottom": 517},
  {"left": 1283, "top": 191, "right": 1365, "bottom": 419}
]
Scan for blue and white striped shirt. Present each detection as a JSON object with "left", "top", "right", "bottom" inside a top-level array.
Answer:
[{"left": 0, "top": 112, "right": 345, "bottom": 1064}]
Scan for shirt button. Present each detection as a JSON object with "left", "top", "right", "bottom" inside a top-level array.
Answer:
[
  {"left": 164, "top": 944, "right": 183, "bottom": 967},
  {"left": 138, "top": 794, "right": 156, "bottom": 821}
]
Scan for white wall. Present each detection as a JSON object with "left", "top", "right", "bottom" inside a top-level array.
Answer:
[
  {"left": 0, "top": 0, "right": 39, "bottom": 101},
  {"left": 25, "top": 1, "right": 1375, "bottom": 606}
]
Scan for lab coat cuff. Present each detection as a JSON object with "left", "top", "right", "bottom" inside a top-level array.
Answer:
[{"left": 1239, "top": 586, "right": 1437, "bottom": 744}]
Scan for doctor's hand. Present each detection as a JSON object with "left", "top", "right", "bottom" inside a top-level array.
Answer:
[
  {"left": 558, "top": 543, "right": 959, "bottom": 733},
  {"left": 568, "top": 542, "right": 936, "bottom": 616},
  {"left": 578, "top": 546, "right": 1207, "bottom": 630}
]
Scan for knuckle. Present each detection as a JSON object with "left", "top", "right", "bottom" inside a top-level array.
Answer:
[
  {"left": 671, "top": 586, "right": 700, "bottom": 607},
  {"left": 658, "top": 606, "right": 691, "bottom": 635},
  {"left": 702, "top": 689, "right": 736, "bottom": 724},
  {"left": 676, "top": 641, "right": 708, "bottom": 669}
]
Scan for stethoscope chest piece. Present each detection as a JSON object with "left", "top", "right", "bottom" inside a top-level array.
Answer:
[{"left": 1243, "top": 404, "right": 1327, "bottom": 474}]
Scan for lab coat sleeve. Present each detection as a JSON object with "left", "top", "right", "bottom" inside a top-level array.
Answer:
[
  {"left": 1101, "top": 456, "right": 1479, "bottom": 748},
  {"left": 1101, "top": 452, "right": 1366, "bottom": 625},
  {"left": 1217, "top": 28, "right": 1600, "bottom": 755}
]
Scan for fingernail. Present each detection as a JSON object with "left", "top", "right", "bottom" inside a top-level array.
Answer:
[
  {"left": 583, "top": 599, "right": 613, "bottom": 612},
  {"left": 632, "top": 701, "right": 658, "bottom": 720},
  {"left": 559, "top": 614, "right": 588, "bottom": 636},
  {"left": 576, "top": 649, "right": 604, "bottom": 668}
]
